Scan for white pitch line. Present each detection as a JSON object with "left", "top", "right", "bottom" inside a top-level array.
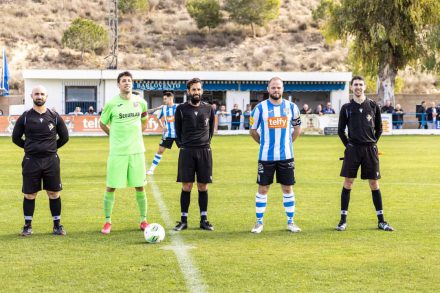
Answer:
[{"left": 148, "top": 178, "right": 207, "bottom": 293}]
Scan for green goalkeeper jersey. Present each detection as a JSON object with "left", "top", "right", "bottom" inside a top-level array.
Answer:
[{"left": 100, "top": 94, "right": 148, "bottom": 156}]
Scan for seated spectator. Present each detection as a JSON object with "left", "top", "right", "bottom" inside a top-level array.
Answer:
[
  {"left": 392, "top": 104, "right": 405, "bottom": 129},
  {"left": 230, "top": 104, "right": 242, "bottom": 130},
  {"left": 314, "top": 104, "right": 323, "bottom": 116},
  {"left": 243, "top": 104, "right": 252, "bottom": 130},
  {"left": 322, "top": 102, "right": 335, "bottom": 114},
  {"left": 300, "top": 104, "right": 312, "bottom": 114},
  {"left": 381, "top": 100, "right": 394, "bottom": 113},
  {"left": 69, "top": 106, "right": 83, "bottom": 116},
  {"left": 85, "top": 106, "right": 97, "bottom": 115},
  {"left": 426, "top": 102, "right": 437, "bottom": 129},
  {"left": 216, "top": 105, "right": 229, "bottom": 130}
]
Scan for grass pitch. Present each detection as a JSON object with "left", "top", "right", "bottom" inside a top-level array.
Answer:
[{"left": 0, "top": 135, "right": 439, "bottom": 292}]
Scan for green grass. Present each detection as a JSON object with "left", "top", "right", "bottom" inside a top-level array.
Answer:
[{"left": 0, "top": 135, "right": 439, "bottom": 292}]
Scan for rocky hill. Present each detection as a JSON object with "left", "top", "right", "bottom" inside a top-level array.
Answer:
[{"left": 0, "top": 0, "right": 438, "bottom": 93}]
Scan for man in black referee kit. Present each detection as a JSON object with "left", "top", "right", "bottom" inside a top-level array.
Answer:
[
  {"left": 336, "top": 76, "right": 394, "bottom": 232},
  {"left": 12, "top": 85, "right": 69, "bottom": 236},
  {"left": 173, "top": 78, "right": 215, "bottom": 231}
]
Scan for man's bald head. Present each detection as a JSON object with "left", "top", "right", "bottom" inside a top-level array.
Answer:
[{"left": 31, "top": 85, "right": 48, "bottom": 107}]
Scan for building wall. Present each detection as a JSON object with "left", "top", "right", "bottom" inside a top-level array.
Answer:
[
  {"left": 25, "top": 79, "right": 63, "bottom": 112},
  {"left": 330, "top": 83, "right": 350, "bottom": 112},
  {"left": 226, "top": 91, "right": 250, "bottom": 112}
]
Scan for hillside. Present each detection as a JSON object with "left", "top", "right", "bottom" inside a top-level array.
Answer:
[{"left": 0, "top": 0, "right": 438, "bottom": 94}]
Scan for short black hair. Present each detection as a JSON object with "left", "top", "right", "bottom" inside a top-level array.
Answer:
[
  {"left": 187, "top": 77, "right": 203, "bottom": 89},
  {"left": 164, "top": 91, "right": 174, "bottom": 97},
  {"left": 350, "top": 75, "right": 365, "bottom": 85},
  {"left": 117, "top": 71, "right": 133, "bottom": 83}
]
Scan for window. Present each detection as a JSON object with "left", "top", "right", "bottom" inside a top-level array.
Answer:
[{"left": 65, "top": 86, "right": 97, "bottom": 114}]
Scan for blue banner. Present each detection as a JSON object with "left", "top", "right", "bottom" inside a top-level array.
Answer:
[
  {"left": 133, "top": 80, "right": 346, "bottom": 92},
  {"left": 1, "top": 48, "right": 9, "bottom": 96}
]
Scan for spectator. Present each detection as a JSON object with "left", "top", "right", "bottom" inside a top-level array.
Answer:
[
  {"left": 211, "top": 103, "right": 217, "bottom": 112},
  {"left": 426, "top": 102, "right": 437, "bottom": 129},
  {"left": 230, "top": 104, "right": 242, "bottom": 130},
  {"left": 0, "top": 109, "right": 3, "bottom": 115},
  {"left": 243, "top": 104, "right": 252, "bottom": 130},
  {"left": 381, "top": 100, "right": 394, "bottom": 113},
  {"left": 392, "top": 104, "right": 405, "bottom": 129},
  {"left": 314, "top": 104, "right": 323, "bottom": 116},
  {"left": 323, "top": 102, "right": 336, "bottom": 114},
  {"left": 69, "top": 106, "right": 83, "bottom": 116},
  {"left": 85, "top": 106, "right": 97, "bottom": 115},
  {"left": 300, "top": 104, "right": 312, "bottom": 114},
  {"left": 416, "top": 101, "right": 427, "bottom": 129},
  {"left": 216, "top": 105, "right": 228, "bottom": 130}
]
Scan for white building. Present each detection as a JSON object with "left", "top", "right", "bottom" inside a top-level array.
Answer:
[{"left": 22, "top": 70, "right": 351, "bottom": 114}]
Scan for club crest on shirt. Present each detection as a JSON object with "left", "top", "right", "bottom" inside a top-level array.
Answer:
[
  {"left": 133, "top": 102, "right": 139, "bottom": 108},
  {"left": 194, "top": 111, "right": 198, "bottom": 116},
  {"left": 48, "top": 123, "right": 54, "bottom": 131},
  {"left": 283, "top": 107, "right": 291, "bottom": 116},
  {"left": 205, "top": 118, "right": 209, "bottom": 126},
  {"left": 359, "top": 108, "right": 363, "bottom": 113},
  {"left": 366, "top": 114, "right": 372, "bottom": 121},
  {"left": 39, "top": 118, "right": 43, "bottom": 123}
]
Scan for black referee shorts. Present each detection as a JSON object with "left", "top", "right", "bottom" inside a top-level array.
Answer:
[
  {"left": 159, "top": 137, "right": 175, "bottom": 149},
  {"left": 257, "top": 158, "right": 295, "bottom": 186},
  {"left": 22, "top": 154, "right": 62, "bottom": 194},
  {"left": 340, "top": 144, "right": 381, "bottom": 180},
  {"left": 177, "top": 148, "right": 212, "bottom": 183}
]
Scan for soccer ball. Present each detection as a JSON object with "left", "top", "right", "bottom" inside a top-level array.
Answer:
[{"left": 144, "top": 223, "right": 165, "bottom": 244}]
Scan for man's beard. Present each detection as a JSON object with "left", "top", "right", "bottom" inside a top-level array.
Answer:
[
  {"left": 189, "top": 94, "right": 201, "bottom": 104},
  {"left": 33, "top": 99, "right": 45, "bottom": 106},
  {"left": 269, "top": 93, "right": 281, "bottom": 100}
]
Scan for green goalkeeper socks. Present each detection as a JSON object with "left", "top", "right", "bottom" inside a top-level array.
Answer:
[
  {"left": 136, "top": 190, "right": 147, "bottom": 222},
  {"left": 103, "top": 191, "right": 115, "bottom": 223}
]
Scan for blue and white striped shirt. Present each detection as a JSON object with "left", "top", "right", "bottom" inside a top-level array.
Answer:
[
  {"left": 158, "top": 104, "right": 177, "bottom": 138},
  {"left": 250, "top": 99, "right": 301, "bottom": 161}
]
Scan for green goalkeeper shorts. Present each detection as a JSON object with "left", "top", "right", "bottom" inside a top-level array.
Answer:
[{"left": 106, "top": 153, "right": 146, "bottom": 188}]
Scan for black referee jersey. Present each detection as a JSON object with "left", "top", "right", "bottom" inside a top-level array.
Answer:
[
  {"left": 12, "top": 108, "right": 69, "bottom": 157},
  {"left": 338, "top": 99, "right": 382, "bottom": 146},
  {"left": 175, "top": 101, "right": 215, "bottom": 148}
]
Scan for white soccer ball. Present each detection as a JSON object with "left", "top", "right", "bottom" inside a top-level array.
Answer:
[{"left": 144, "top": 223, "right": 165, "bottom": 244}]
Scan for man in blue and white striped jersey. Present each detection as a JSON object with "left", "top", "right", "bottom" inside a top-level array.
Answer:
[
  {"left": 249, "top": 77, "right": 302, "bottom": 233},
  {"left": 146, "top": 92, "right": 177, "bottom": 175}
]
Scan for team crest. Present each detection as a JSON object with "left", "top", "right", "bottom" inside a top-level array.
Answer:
[
  {"left": 194, "top": 111, "right": 198, "bottom": 116},
  {"left": 366, "top": 114, "right": 372, "bottom": 121},
  {"left": 359, "top": 108, "right": 363, "bottom": 113},
  {"left": 283, "top": 108, "right": 291, "bottom": 115},
  {"left": 133, "top": 102, "right": 139, "bottom": 108},
  {"left": 48, "top": 123, "right": 54, "bottom": 131},
  {"left": 205, "top": 118, "right": 209, "bottom": 126},
  {"left": 39, "top": 118, "right": 43, "bottom": 123}
]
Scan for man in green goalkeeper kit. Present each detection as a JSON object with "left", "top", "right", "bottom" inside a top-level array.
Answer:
[{"left": 99, "top": 71, "right": 149, "bottom": 234}]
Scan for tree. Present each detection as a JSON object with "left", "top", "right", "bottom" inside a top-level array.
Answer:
[
  {"left": 118, "top": 0, "right": 149, "bottom": 14},
  {"left": 186, "top": 0, "right": 221, "bottom": 32},
  {"left": 225, "top": 0, "right": 280, "bottom": 37},
  {"left": 62, "top": 18, "right": 108, "bottom": 61},
  {"left": 314, "top": 0, "right": 440, "bottom": 102}
]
